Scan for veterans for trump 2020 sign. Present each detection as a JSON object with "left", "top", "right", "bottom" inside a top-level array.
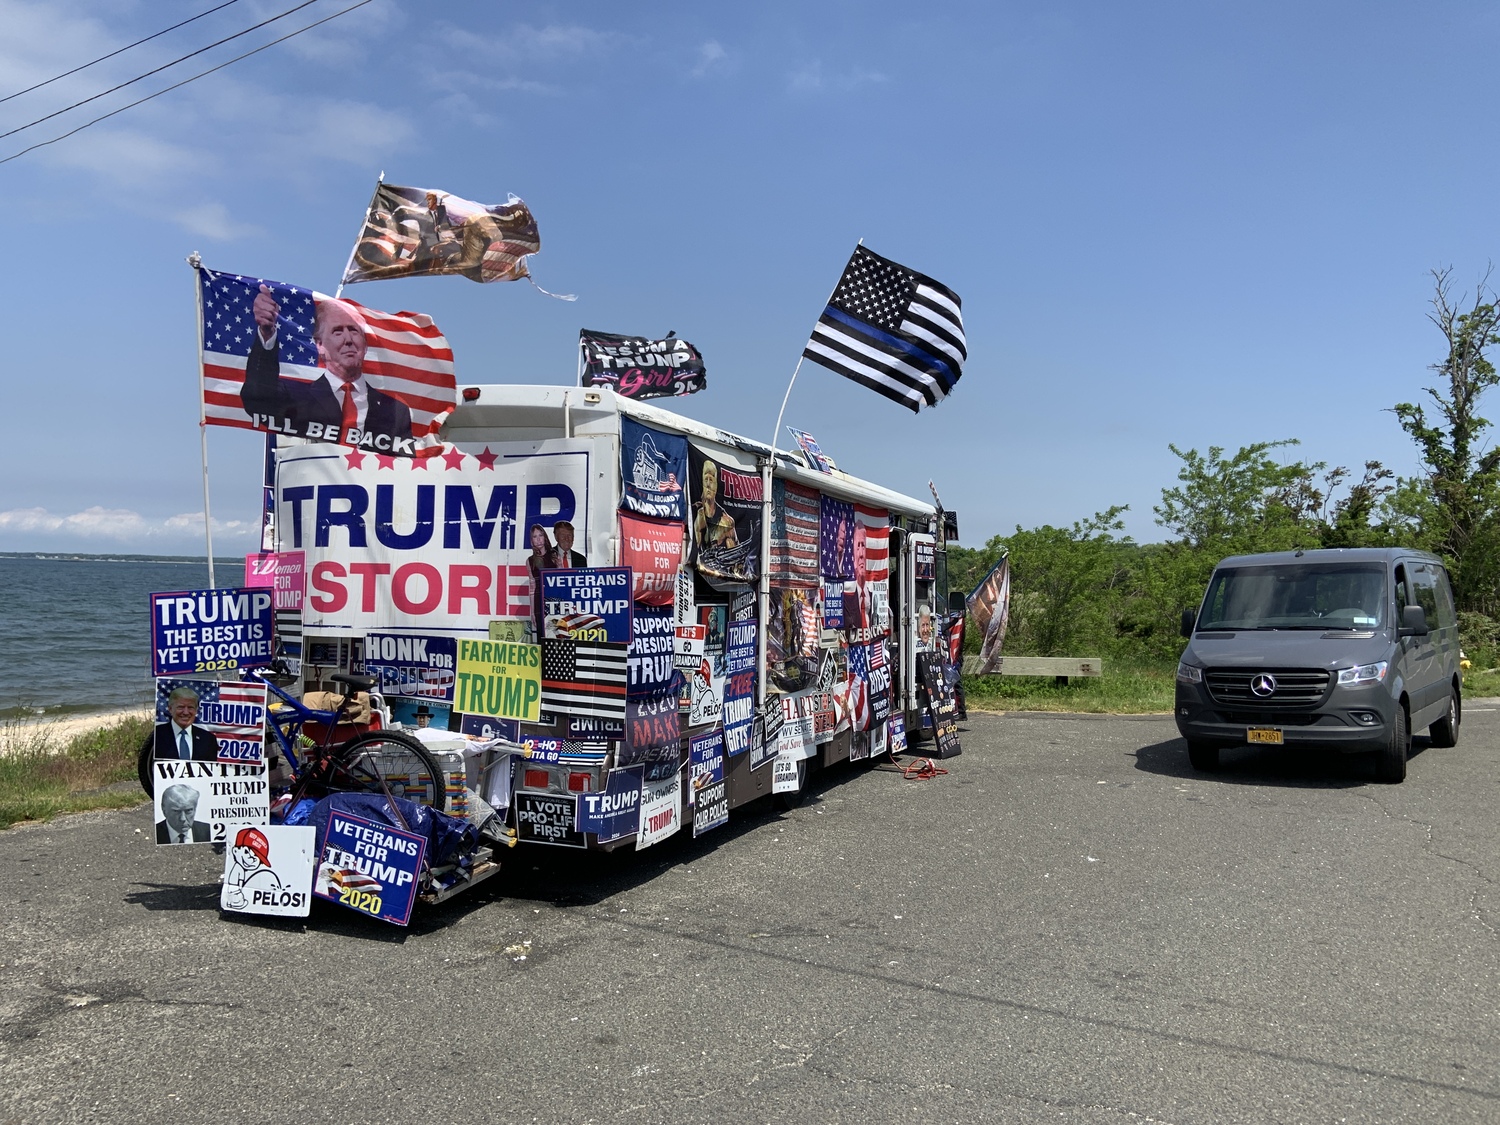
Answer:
[
  {"left": 151, "top": 588, "right": 274, "bottom": 676},
  {"left": 542, "top": 567, "right": 632, "bottom": 642},
  {"left": 274, "top": 438, "right": 591, "bottom": 634}
]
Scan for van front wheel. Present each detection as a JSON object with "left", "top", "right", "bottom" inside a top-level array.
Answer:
[
  {"left": 1375, "top": 706, "right": 1408, "bottom": 783},
  {"left": 1186, "top": 741, "right": 1219, "bottom": 772},
  {"left": 1429, "top": 689, "right": 1460, "bottom": 749}
]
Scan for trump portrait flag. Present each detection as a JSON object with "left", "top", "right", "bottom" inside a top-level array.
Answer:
[
  {"left": 198, "top": 266, "right": 456, "bottom": 457},
  {"left": 802, "top": 245, "right": 966, "bottom": 412}
]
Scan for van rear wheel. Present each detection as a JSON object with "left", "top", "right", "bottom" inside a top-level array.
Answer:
[
  {"left": 1375, "top": 705, "right": 1408, "bottom": 783},
  {"left": 1429, "top": 689, "right": 1460, "bottom": 748},
  {"left": 1186, "top": 741, "right": 1219, "bottom": 772}
]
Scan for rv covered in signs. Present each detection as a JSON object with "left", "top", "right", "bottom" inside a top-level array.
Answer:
[{"left": 269, "top": 384, "right": 947, "bottom": 850}]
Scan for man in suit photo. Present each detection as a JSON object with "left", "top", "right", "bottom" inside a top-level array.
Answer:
[
  {"left": 552, "top": 520, "right": 587, "bottom": 568},
  {"left": 156, "top": 784, "right": 211, "bottom": 845},
  {"left": 143, "top": 685, "right": 222, "bottom": 761},
  {"left": 239, "top": 286, "right": 414, "bottom": 450}
]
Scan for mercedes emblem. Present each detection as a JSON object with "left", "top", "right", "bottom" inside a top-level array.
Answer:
[{"left": 1250, "top": 673, "right": 1277, "bottom": 698}]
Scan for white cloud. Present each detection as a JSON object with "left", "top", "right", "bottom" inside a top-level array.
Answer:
[
  {"left": 691, "top": 40, "right": 727, "bottom": 79},
  {"left": 0, "top": 506, "right": 258, "bottom": 548},
  {"left": 788, "top": 60, "right": 887, "bottom": 94},
  {"left": 436, "top": 23, "right": 632, "bottom": 59},
  {"left": 176, "top": 201, "right": 261, "bottom": 241}
]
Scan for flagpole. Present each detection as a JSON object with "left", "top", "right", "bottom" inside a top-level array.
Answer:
[
  {"left": 188, "top": 251, "right": 216, "bottom": 588},
  {"left": 755, "top": 242, "right": 857, "bottom": 713},
  {"left": 334, "top": 170, "right": 383, "bottom": 299}
]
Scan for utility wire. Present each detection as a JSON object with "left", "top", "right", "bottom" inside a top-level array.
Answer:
[
  {"left": 0, "top": 0, "right": 325, "bottom": 142},
  {"left": 0, "top": 0, "right": 374, "bottom": 167},
  {"left": 1, "top": 0, "right": 243, "bottom": 105}
]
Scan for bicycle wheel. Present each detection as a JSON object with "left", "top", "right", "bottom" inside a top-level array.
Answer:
[
  {"left": 136, "top": 739, "right": 154, "bottom": 798},
  {"left": 333, "top": 731, "right": 448, "bottom": 811}
]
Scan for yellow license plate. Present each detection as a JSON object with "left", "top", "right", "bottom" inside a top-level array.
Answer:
[{"left": 1246, "top": 727, "right": 1283, "bottom": 745}]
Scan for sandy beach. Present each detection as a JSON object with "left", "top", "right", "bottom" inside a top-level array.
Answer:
[{"left": 0, "top": 708, "right": 150, "bottom": 756}]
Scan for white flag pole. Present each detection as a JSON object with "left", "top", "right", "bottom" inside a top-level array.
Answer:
[
  {"left": 188, "top": 251, "right": 216, "bottom": 588},
  {"left": 334, "top": 170, "right": 383, "bottom": 299},
  {"left": 756, "top": 244, "right": 856, "bottom": 705}
]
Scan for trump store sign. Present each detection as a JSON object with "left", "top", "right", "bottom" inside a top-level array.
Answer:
[{"left": 275, "top": 440, "right": 590, "bottom": 632}]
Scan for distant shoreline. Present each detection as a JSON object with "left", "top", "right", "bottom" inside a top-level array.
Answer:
[{"left": 0, "top": 552, "right": 246, "bottom": 564}]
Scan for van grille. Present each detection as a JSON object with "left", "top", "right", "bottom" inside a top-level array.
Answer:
[{"left": 1205, "top": 669, "right": 1330, "bottom": 707}]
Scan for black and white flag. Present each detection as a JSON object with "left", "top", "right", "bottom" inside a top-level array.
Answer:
[
  {"left": 540, "top": 640, "right": 629, "bottom": 721},
  {"left": 802, "top": 245, "right": 965, "bottom": 412}
]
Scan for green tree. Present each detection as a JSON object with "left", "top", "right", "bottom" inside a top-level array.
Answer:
[
  {"left": 985, "top": 507, "right": 1132, "bottom": 657},
  {"left": 1391, "top": 268, "right": 1500, "bottom": 611}
]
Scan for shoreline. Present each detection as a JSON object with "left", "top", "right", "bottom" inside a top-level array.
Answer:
[{"left": 1, "top": 708, "right": 150, "bottom": 756}]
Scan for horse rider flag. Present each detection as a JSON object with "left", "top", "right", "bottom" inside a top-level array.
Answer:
[
  {"left": 802, "top": 245, "right": 965, "bottom": 412},
  {"left": 340, "top": 182, "right": 542, "bottom": 286},
  {"left": 198, "top": 266, "right": 456, "bottom": 458}
]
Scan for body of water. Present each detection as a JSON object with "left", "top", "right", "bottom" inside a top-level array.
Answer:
[{"left": 0, "top": 554, "right": 245, "bottom": 720}]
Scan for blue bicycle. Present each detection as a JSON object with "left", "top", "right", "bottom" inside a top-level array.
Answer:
[{"left": 137, "top": 667, "right": 447, "bottom": 813}]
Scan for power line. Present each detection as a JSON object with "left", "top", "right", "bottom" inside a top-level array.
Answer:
[
  {"left": 0, "top": 0, "right": 243, "bottom": 106},
  {"left": 0, "top": 0, "right": 325, "bottom": 142},
  {"left": 0, "top": 0, "right": 375, "bottom": 167}
]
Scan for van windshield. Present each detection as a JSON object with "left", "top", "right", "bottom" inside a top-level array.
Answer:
[{"left": 1199, "top": 563, "right": 1387, "bottom": 631}]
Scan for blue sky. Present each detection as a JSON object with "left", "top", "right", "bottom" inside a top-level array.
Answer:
[{"left": 3, "top": 0, "right": 1499, "bottom": 555}]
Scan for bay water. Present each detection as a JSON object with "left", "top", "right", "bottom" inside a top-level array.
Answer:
[{"left": 0, "top": 554, "right": 246, "bottom": 720}]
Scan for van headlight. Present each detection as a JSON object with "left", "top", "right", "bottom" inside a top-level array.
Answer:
[
  {"left": 1336, "top": 661, "right": 1388, "bottom": 687},
  {"left": 1176, "top": 662, "right": 1204, "bottom": 684}
]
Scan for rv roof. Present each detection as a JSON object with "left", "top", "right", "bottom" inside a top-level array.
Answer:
[{"left": 446, "top": 383, "right": 937, "bottom": 518}]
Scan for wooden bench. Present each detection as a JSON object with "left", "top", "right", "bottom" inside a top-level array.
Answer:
[{"left": 961, "top": 656, "right": 1103, "bottom": 685}]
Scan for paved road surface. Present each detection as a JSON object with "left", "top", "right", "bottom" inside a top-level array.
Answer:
[{"left": 2, "top": 710, "right": 1496, "bottom": 1124}]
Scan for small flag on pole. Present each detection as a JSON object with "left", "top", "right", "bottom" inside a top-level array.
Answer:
[{"left": 802, "top": 245, "right": 965, "bottom": 412}]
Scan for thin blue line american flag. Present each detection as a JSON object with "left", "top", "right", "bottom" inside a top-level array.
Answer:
[{"left": 803, "top": 245, "right": 965, "bottom": 412}]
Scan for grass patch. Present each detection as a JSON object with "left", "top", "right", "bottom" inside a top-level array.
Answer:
[
  {"left": 0, "top": 715, "right": 150, "bottom": 829},
  {"left": 963, "top": 664, "right": 1175, "bottom": 714},
  {"left": 1462, "top": 668, "right": 1500, "bottom": 698}
]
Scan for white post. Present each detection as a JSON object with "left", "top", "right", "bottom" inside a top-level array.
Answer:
[{"left": 188, "top": 252, "right": 216, "bottom": 588}]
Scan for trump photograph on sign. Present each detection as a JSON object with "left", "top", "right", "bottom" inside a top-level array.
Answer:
[{"left": 198, "top": 267, "right": 457, "bottom": 457}]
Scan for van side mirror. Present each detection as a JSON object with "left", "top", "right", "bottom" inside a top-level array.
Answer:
[
  {"left": 1180, "top": 609, "right": 1196, "bottom": 638},
  {"left": 1398, "top": 604, "right": 1430, "bottom": 637},
  {"left": 948, "top": 591, "right": 967, "bottom": 616}
]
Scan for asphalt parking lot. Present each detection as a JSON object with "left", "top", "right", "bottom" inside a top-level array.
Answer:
[{"left": 2, "top": 709, "right": 1496, "bottom": 1124}]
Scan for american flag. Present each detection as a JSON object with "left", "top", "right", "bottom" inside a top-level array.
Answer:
[
  {"left": 540, "top": 640, "right": 628, "bottom": 720},
  {"left": 855, "top": 505, "right": 889, "bottom": 582},
  {"left": 820, "top": 496, "right": 854, "bottom": 580},
  {"left": 846, "top": 643, "right": 871, "bottom": 731},
  {"left": 197, "top": 267, "right": 457, "bottom": 453},
  {"left": 802, "top": 245, "right": 966, "bottom": 412},
  {"left": 771, "top": 480, "right": 821, "bottom": 587}
]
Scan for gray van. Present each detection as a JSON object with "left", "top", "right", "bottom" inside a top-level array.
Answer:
[{"left": 1174, "top": 548, "right": 1462, "bottom": 783}]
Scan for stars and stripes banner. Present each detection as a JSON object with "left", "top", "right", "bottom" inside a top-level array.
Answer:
[
  {"left": 540, "top": 640, "right": 628, "bottom": 721},
  {"left": 802, "top": 244, "right": 966, "bottom": 412},
  {"left": 820, "top": 496, "right": 855, "bottom": 580},
  {"left": 342, "top": 183, "right": 541, "bottom": 286},
  {"left": 855, "top": 505, "right": 889, "bottom": 583},
  {"left": 581, "top": 329, "right": 707, "bottom": 401},
  {"left": 198, "top": 267, "right": 456, "bottom": 458},
  {"left": 770, "top": 480, "right": 821, "bottom": 587}
]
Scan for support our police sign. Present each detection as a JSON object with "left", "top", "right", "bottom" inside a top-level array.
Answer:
[{"left": 151, "top": 587, "right": 274, "bottom": 676}]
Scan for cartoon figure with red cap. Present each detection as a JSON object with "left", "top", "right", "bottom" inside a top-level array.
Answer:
[{"left": 224, "top": 826, "right": 283, "bottom": 909}]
